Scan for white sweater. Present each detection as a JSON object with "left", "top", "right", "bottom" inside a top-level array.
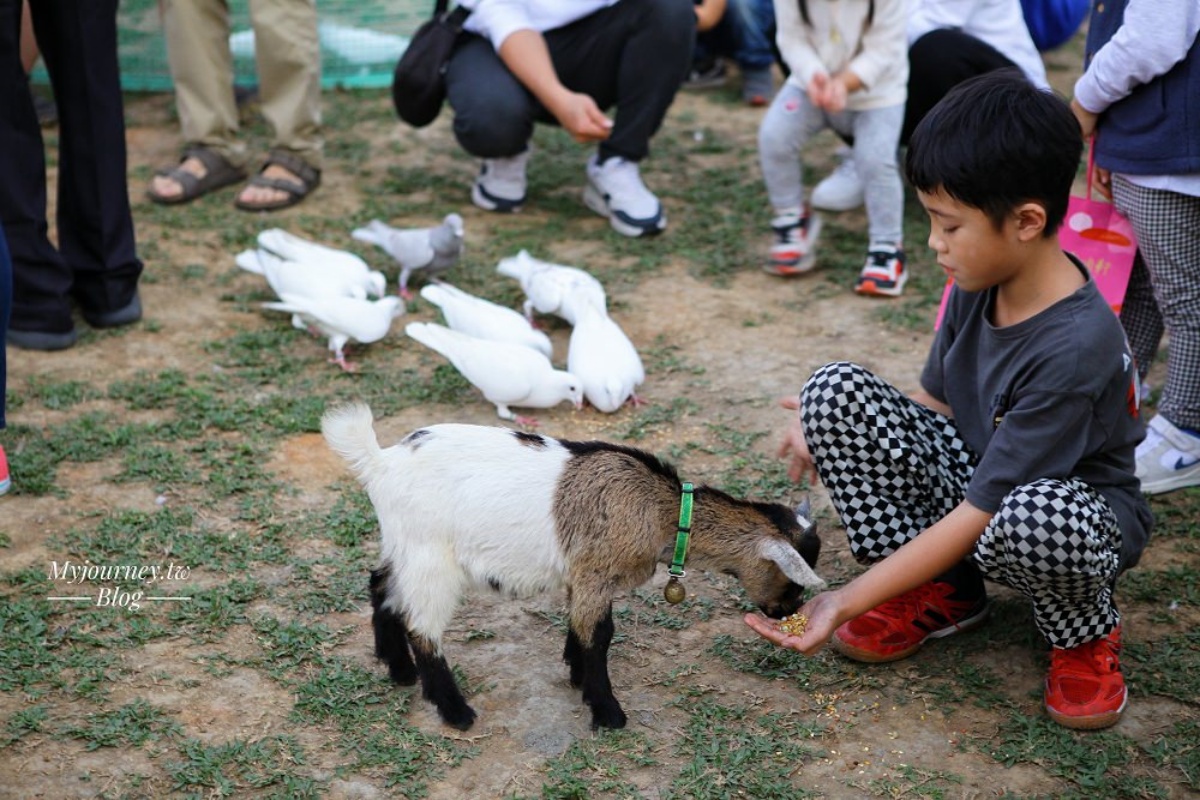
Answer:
[
  {"left": 460, "top": 0, "right": 618, "bottom": 51},
  {"left": 775, "top": 0, "right": 910, "bottom": 110},
  {"left": 908, "top": 0, "right": 1048, "bottom": 88}
]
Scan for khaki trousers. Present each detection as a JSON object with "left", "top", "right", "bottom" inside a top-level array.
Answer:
[{"left": 162, "top": 0, "right": 323, "bottom": 170}]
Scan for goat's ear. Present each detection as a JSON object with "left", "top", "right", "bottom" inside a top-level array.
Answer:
[
  {"left": 794, "top": 496, "right": 814, "bottom": 535},
  {"left": 759, "top": 539, "right": 827, "bottom": 591}
]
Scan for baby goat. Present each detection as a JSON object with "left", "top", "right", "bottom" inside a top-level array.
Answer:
[{"left": 321, "top": 402, "right": 825, "bottom": 731}]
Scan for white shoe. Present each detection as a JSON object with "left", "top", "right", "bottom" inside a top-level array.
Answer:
[
  {"left": 472, "top": 150, "right": 530, "bottom": 212},
  {"left": 582, "top": 155, "right": 666, "bottom": 237},
  {"left": 811, "top": 149, "right": 865, "bottom": 212},
  {"left": 1136, "top": 414, "right": 1200, "bottom": 494}
]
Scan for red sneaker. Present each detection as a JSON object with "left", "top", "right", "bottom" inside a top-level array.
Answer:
[
  {"left": 0, "top": 445, "right": 9, "bottom": 496},
  {"left": 1044, "top": 627, "right": 1126, "bottom": 730},
  {"left": 832, "top": 580, "right": 990, "bottom": 663}
]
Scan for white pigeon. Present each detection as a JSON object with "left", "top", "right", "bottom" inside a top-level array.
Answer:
[
  {"left": 235, "top": 248, "right": 387, "bottom": 302},
  {"left": 256, "top": 228, "right": 380, "bottom": 290},
  {"left": 316, "top": 22, "right": 409, "bottom": 66},
  {"left": 263, "top": 293, "right": 405, "bottom": 371},
  {"left": 351, "top": 213, "right": 465, "bottom": 300},
  {"left": 567, "top": 298, "right": 645, "bottom": 413},
  {"left": 405, "top": 321, "right": 583, "bottom": 424},
  {"left": 419, "top": 283, "right": 553, "bottom": 358},
  {"left": 495, "top": 249, "right": 607, "bottom": 325}
]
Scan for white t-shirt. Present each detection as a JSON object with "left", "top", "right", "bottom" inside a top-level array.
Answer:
[
  {"left": 460, "top": 0, "right": 619, "bottom": 51},
  {"left": 908, "top": 0, "right": 1049, "bottom": 88}
]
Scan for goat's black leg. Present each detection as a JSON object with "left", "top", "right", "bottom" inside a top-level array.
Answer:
[
  {"left": 409, "top": 633, "right": 477, "bottom": 730},
  {"left": 369, "top": 568, "right": 416, "bottom": 685},
  {"left": 563, "top": 628, "right": 585, "bottom": 687},
  {"left": 577, "top": 607, "right": 626, "bottom": 729}
]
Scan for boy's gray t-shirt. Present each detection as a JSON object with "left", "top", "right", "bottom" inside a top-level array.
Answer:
[{"left": 921, "top": 263, "right": 1153, "bottom": 569}]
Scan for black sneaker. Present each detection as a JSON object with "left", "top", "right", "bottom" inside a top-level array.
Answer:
[{"left": 685, "top": 59, "right": 727, "bottom": 89}]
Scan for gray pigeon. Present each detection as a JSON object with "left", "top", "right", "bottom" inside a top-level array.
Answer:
[{"left": 351, "top": 213, "right": 464, "bottom": 300}]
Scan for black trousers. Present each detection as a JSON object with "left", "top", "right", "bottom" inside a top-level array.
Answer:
[
  {"left": 0, "top": 0, "right": 142, "bottom": 334},
  {"left": 445, "top": 0, "right": 695, "bottom": 163},
  {"left": 903, "top": 28, "right": 1021, "bottom": 144}
]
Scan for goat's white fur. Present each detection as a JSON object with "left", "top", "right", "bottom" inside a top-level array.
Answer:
[{"left": 322, "top": 404, "right": 574, "bottom": 643}]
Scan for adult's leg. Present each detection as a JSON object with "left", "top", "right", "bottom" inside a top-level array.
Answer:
[
  {"left": 1112, "top": 178, "right": 1200, "bottom": 431},
  {"left": 904, "top": 28, "right": 1018, "bottom": 144},
  {"left": 725, "top": 0, "right": 777, "bottom": 72},
  {"left": 236, "top": 0, "right": 323, "bottom": 208},
  {"left": 250, "top": 0, "right": 321, "bottom": 168},
  {"left": 0, "top": 225, "right": 10, "bottom": 425},
  {"left": 545, "top": 0, "right": 694, "bottom": 162},
  {"left": 0, "top": 0, "right": 72, "bottom": 336},
  {"left": 31, "top": 0, "right": 142, "bottom": 320},
  {"left": 1118, "top": 251, "right": 1163, "bottom": 386},
  {"left": 445, "top": 35, "right": 543, "bottom": 159},
  {"left": 161, "top": 0, "right": 243, "bottom": 166}
]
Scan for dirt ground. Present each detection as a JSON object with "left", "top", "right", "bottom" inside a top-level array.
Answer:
[{"left": 2, "top": 47, "right": 1196, "bottom": 799}]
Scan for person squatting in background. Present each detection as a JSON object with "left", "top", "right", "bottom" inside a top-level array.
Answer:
[
  {"left": 445, "top": 0, "right": 694, "bottom": 238},
  {"left": 758, "top": 0, "right": 909, "bottom": 296},
  {"left": 811, "top": 0, "right": 1047, "bottom": 214},
  {"left": 1070, "top": 0, "right": 1200, "bottom": 495}
]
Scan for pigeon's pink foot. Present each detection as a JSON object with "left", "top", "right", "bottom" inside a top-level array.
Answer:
[
  {"left": 398, "top": 286, "right": 414, "bottom": 301},
  {"left": 514, "top": 415, "right": 540, "bottom": 428},
  {"left": 330, "top": 354, "right": 359, "bottom": 373},
  {"left": 628, "top": 393, "right": 648, "bottom": 407}
]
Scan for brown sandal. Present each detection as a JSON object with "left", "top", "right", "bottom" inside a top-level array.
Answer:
[
  {"left": 147, "top": 146, "right": 247, "bottom": 205},
  {"left": 234, "top": 150, "right": 321, "bottom": 212}
]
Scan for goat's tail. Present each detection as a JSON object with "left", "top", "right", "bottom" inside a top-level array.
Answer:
[{"left": 321, "top": 402, "right": 386, "bottom": 483}]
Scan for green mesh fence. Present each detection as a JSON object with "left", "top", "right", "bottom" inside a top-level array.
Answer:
[{"left": 30, "top": 0, "right": 430, "bottom": 91}]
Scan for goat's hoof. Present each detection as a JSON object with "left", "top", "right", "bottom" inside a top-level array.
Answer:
[
  {"left": 590, "top": 707, "right": 627, "bottom": 730},
  {"left": 440, "top": 704, "right": 477, "bottom": 731}
]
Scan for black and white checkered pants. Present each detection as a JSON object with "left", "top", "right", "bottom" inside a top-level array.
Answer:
[
  {"left": 1113, "top": 177, "right": 1200, "bottom": 430},
  {"left": 800, "top": 362, "right": 1122, "bottom": 648}
]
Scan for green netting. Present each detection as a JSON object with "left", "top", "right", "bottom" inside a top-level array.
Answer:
[{"left": 30, "top": 0, "right": 430, "bottom": 91}]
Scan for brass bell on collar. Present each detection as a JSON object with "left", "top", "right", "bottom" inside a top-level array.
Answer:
[{"left": 663, "top": 576, "right": 686, "bottom": 604}]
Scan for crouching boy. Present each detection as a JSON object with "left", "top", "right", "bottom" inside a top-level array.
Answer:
[{"left": 746, "top": 69, "right": 1153, "bottom": 730}]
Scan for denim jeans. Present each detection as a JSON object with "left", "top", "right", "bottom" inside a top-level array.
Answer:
[{"left": 695, "top": 0, "right": 777, "bottom": 71}]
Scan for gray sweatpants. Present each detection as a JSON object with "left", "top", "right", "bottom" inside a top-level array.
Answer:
[{"left": 758, "top": 82, "right": 904, "bottom": 246}]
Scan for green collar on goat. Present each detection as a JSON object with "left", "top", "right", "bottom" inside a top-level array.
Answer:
[{"left": 663, "top": 483, "right": 694, "bottom": 604}]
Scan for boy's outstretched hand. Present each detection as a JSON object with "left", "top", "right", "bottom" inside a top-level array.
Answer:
[{"left": 743, "top": 590, "right": 842, "bottom": 656}]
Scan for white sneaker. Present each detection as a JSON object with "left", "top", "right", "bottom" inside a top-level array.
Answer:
[
  {"left": 472, "top": 150, "right": 530, "bottom": 212},
  {"left": 811, "top": 149, "right": 865, "bottom": 212},
  {"left": 582, "top": 155, "right": 666, "bottom": 237},
  {"left": 1136, "top": 414, "right": 1200, "bottom": 494}
]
